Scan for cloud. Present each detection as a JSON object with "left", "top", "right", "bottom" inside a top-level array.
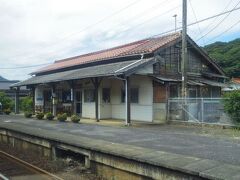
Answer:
[{"left": 0, "top": 0, "right": 239, "bottom": 80}]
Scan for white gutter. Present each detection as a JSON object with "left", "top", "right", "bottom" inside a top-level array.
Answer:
[
  {"left": 113, "top": 54, "right": 144, "bottom": 126},
  {"left": 114, "top": 54, "right": 144, "bottom": 74}
]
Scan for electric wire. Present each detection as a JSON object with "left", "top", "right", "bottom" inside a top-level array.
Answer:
[
  {"left": 206, "top": 18, "right": 240, "bottom": 44},
  {"left": 5, "top": 0, "right": 143, "bottom": 60},
  {"left": 199, "top": 0, "right": 234, "bottom": 36},
  {"left": 188, "top": 0, "right": 206, "bottom": 45},
  {"left": 196, "top": 0, "right": 240, "bottom": 42},
  {"left": 150, "top": 5, "right": 240, "bottom": 39},
  {"left": 0, "top": 63, "right": 52, "bottom": 69},
  {"left": 2, "top": 4, "right": 240, "bottom": 70}
]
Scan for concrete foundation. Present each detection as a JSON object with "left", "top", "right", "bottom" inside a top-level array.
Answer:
[{"left": 0, "top": 129, "right": 200, "bottom": 180}]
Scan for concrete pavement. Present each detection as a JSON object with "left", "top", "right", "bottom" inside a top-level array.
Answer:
[{"left": 1, "top": 115, "right": 240, "bottom": 179}]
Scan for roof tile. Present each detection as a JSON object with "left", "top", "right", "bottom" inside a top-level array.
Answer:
[{"left": 34, "top": 32, "right": 181, "bottom": 74}]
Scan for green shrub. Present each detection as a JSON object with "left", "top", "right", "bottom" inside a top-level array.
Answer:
[
  {"left": 36, "top": 112, "right": 44, "bottom": 120},
  {"left": 0, "top": 92, "right": 14, "bottom": 111},
  {"left": 20, "top": 96, "right": 33, "bottom": 112},
  {"left": 24, "top": 111, "right": 32, "bottom": 118},
  {"left": 223, "top": 90, "right": 240, "bottom": 124},
  {"left": 46, "top": 112, "right": 54, "bottom": 120},
  {"left": 71, "top": 115, "right": 80, "bottom": 123},
  {"left": 57, "top": 113, "right": 67, "bottom": 122},
  {"left": 3, "top": 108, "right": 11, "bottom": 115}
]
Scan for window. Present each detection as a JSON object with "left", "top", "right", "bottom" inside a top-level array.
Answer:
[
  {"left": 62, "top": 90, "right": 71, "bottom": 103},
  {"left": 153, "top": 63, "right": 160, "bottom": 74},
  {"left": 131, "top": 88, "right": 139, "bottom": 103},
  {"left": 121, "top": 88, "right": 139, "bottom": 103},
  {"left": 169, "top": 85, "right": 179, "bottom": 98},
  {"left": 189, "top": 88, "right": 197, "bottom": 98},
  {"left": 102, "top": 88, "right": 110, "bottom": 103},
  {"left": 84, "top": 89, "right": 95, "bottom": 102},
  {"left": 121, "top": 89, "right": 125, "bottom": 103},
  {"left": 153, "top": 84, "right": 166, "bottom": 103}
]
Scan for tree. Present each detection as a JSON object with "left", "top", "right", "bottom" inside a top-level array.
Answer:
[
  {"left": 204, "top": 38, "right": 240, "bottom": 78},
  {"left": 0, "top": 91, "right": 14, "bottom": 111},
  {"left": 20, "top": 96, "right": 33, "bottom": 112},
  {"left": 223, "top": 90, "right": 240, "bottom": 124}
]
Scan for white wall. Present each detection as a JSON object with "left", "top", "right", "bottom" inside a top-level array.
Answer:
[
  {"left": 35, "top": 85, "right": 44, "bottom": 106},
  {"left": 35, "top": 74, "right": 154, "bottom": 122},
  {"left": 81, "top": 79, "right": 96, "bottom": 119},
  {"left": 99, "top": 78, "right": 112, "bottom": 119},
  {"left": 110, "top": 75, "right": 153, "bottom": 122}
]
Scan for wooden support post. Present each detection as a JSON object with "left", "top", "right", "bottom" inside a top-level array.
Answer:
[
  {"left": 32, "top": 86, "right": 35, "bottom": 114},
  {"left": 52, "top": 85, "right": 57, "bottom": 116},
  {"left": 125, "top": 77, "right": 131, "bottom": 125},
  {"left": 95, "top": 84, "right": 99, "bottom": 122},
  {"left": 91, "top": 77, "right": 101, "bottom": 122},
  {"left": 85, "top": 156, "right": 91, "bottom": 169},
  {"left": 15, "top": 87, "right": 20, "bottom": 114},
  {"left": 70, "top": 81, "right": 75, "bottom": 115}
]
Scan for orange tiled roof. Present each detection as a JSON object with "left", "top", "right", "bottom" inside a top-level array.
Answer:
[
  {"left": 34, "top": 32, "right": 181, "bottom": 74},
  {"left": 232, "top": 78, "right": 240, "bottom": 84}
]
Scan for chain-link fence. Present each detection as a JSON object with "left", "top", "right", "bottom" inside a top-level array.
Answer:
[{"left": 167, "top": 98, "right": 233, "bottom": 125}]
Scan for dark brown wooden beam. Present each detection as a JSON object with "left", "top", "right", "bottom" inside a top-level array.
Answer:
[
  {"left": 91, "top": 77, "right": 102, "bottom": 122},
  {"left": 51, "top": 84, "right": 57, "bottom": 116},
  {"left": 69, "top": 80, "right": 75, "bottom": 115},
  {"left": 15, "top": 87, "right": 20, "bottom": 114},
  {"left": 125, "top": 76, "right": 131, "bottom": 125},
  {"left": 32, "top": 86, "right": 35, "bottom": 114}
]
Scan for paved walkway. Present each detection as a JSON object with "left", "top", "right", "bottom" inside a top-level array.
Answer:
[{"left": 0, "top": 115, "right": 240, "bottom": 166}]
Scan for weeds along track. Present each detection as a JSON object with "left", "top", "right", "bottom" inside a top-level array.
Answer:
[{"left": 0, "top": 150, "right": 63, "bottom": 180}]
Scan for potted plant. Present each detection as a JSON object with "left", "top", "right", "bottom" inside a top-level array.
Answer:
[
  {"left": 24, "top": 111, "right": 32, "bottom": 118},
  {"left": 3, "top": 108, "right": 11, "bottom": 115},
  {"left": 57, "top": 113, "right": 67, "bottom": 122},
  {"left": 36, "top": 112, "right": 44, "bottom": 120},
  {"left": 46, "top": 112, "right": 54, "bottom": 120},
  {"left": 71, "top": 114, "right": 80, "bottom": 123}
]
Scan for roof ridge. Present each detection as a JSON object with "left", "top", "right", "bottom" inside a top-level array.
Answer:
[
  {"left": 33, "top": 31, "right": 181, "bottom": 74},
  {"left": 55, "top": 38, "right": 149, "bottom": 64}
]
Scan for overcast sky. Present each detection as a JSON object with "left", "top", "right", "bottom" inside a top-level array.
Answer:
[{"left": 1, "top": 0, "right": 240, "bottom": 80}]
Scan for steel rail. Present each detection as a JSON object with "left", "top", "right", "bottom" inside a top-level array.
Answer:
[{"left": 0, "top": 150, "right": 63, "bottom": 180}]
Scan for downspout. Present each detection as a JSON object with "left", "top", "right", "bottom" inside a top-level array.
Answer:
[{"left": 114, "top": 54, "right": 144, "bottom": 126}]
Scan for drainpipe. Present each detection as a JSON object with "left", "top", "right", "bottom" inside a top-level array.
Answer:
[
  {"left": 15, "top": 87, "right": 20, "bottom": 114},
  {"left": 113, "top": 76, "right": 128, "bottom": 126},
  {"left": 114, "top": 54, "right": 144, "bottom": 126},
  {"left": 125, "top": 76, "right": 131, "bottom": 126}
]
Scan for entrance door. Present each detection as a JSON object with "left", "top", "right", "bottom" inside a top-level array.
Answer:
[
  {"left": 43, "top": 90, "right": 52, "bottom": 113},
  {"left": 75, "top": 90, "right": 82, "bottom": 115}
]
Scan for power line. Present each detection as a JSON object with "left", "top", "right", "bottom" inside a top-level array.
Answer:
[
  {"left": 151, "top": 5, "right": 240, "bottom": 38},
  {"left": 206, "top": 18, "right": 240, "bottom": 44},
  {"left": 3, "top": 4, "right": 240, "bottom": 70},
  {"left": 196, "top": 0, "right": 240, "bottom": 42},
  {"left": 199, "top": 0, "right": 234, "bottom": 36},
  {"left": 0, "top": 63, "right": 52, "bottom": 69},
  {"left": 188, "top": 0, "right": 206, "bottom": 45},
  {"left": 113, "top": 5, "right": 181, "bottom": 37},
  {"left": 5, "top": 0, "right": 143, "bottom": 60}
]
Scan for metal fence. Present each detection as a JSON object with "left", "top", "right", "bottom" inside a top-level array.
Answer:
[{"left": 167, "top": 98, "right": 232, "bottom": 125}]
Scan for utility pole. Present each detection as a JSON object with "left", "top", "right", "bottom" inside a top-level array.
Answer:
[
  {"left": 181, "top": 0, "right": 188, "bottom": 120},
  {"left": 173, "top": 14, "right": 177, "bottom": 32}
]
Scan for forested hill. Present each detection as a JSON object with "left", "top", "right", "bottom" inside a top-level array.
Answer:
[{"left": 204, "top": 38, "right": 240, "bottom": 78}]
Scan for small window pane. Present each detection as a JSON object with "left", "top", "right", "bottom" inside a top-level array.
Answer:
[
  {"left": 62, "top": 90, "right": 71, "bottom": 103},
  {"left": 121, "top": 88, "right": 139, "bottom": 103},
  {"left": 84, "top": 89, "right": 95, "bottom": 102},
  {"left": 102, "top": 88, "right": 110, "bottom": 103},
  {"left": 131, "top": 88, "right": 139, "bottom": 103},
  {"left": 170, "top": 85, "right": 178, "bottom": 98},
  {"left": 121, "top": 89, "right": 125, "bottom": 103}
]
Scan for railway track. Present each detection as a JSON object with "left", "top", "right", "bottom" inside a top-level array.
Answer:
[{"left": 0, "top": 150, "right": 63, "bottom": 180}]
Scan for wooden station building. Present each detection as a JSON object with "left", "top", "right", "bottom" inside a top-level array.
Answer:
[{"left": 12, "top": 32, "right": 227, "bottom": 124}]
